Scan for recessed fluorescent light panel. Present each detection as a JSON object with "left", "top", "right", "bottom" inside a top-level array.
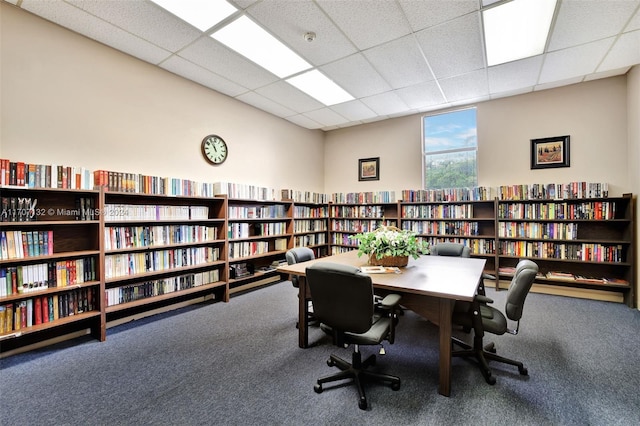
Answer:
[
  {"left": 150, "top": 0, "right": 237, "bottom": 32},
  {"left": 483, "top": 0, "right": 557, "bottom": 66},
  {"left": 286, "top": 70, "right": 354, "bottom": 106},
  {"left": 211, "top": 16, "right": 311, "bottom": 78}
]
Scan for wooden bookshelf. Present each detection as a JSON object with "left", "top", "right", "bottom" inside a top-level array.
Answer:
[
  {"left": 102, "top": 191, "right": 229, "bottom": 321},
  {"left": 328, "top": 201, "right": 399, "bottom": 255},
  {"left": 226, "top": 198, "right": 293, "bottom": 294},
  {"left": 496, "top": 194, "right": 635, "bottom": 307},
  {"left": 0, "top": 186, "right": 104, "bottom": 353},
  {"left": 291, "top": 201, "right": 329, "bottom": 259},
  {"left": 399, "top": 199, "right": 498, "bottom": 280}
]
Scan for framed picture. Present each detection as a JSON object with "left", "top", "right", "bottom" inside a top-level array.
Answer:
[
  {"left": 358, "top": 157, "right": 380, "bottom": 181},
  {"left": 531, "top": 135, "right": 570, "bottom": 169}
]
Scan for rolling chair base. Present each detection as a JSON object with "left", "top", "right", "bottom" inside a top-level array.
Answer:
[
  {"left": 452, "top": 336, "right": 528, "bottom": 385},
  {"left": 314, "top": 350, "right": 401, "bottom": 410}
]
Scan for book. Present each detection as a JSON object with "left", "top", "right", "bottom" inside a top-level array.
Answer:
[
  {"left": 360, "top": 266, "right": 401, "bottom": 274},
  {"left": 546, "top": 271, "right": 576, "bottom": 281}
]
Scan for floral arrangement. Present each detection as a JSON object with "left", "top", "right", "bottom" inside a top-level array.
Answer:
[{"left": 349, "top": 225, "right": 430, "bottom": 261}]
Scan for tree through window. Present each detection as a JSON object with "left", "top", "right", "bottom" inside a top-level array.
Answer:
[{"left": 422, "top": 108, "right": 478, "bottom": 189}]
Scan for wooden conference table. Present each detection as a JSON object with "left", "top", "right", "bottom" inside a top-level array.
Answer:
[{"left": 277, "top": 250, "right": 486, "bottom": 397}]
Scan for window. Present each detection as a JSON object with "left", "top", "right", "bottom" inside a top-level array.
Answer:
[{"left": 422, "top": 108, "right": 478, "bottom": 189}]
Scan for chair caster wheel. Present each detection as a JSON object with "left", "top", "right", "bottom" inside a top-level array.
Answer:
[
  {"left": 484, "top": 372, "right": 496, "bottom": 385},
  {"left": 314, "top": 383, "right": 323, "bottom": 393},
  {"left": 519, "top": 366, "right": 528, "bottom": 376},
  {"left": 358, "top": 398, "right": 367, "bottom": 410},
  {"left": 327, "top": 358, "right": 335, "bottom": 367},
  {"left": 391, "top": 380, "right": 401, "bottom": 391}
]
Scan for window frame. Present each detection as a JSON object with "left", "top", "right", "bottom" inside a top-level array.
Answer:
[{"left": 421, "top": 107, "right": 478, "bottom": 190}]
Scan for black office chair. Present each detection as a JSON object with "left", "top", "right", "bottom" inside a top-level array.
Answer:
[
  {"left": 306, "top": 262, "right": 402, "bottom": 410},
  {"left": 285, "top": 247, "right": 316, "bottom": 327},
  {"left": 430, "top": 241, "right": 471, "bottom": 258},
  {"left": 451, "top": 259, "right": 538, "bottom": 385}
]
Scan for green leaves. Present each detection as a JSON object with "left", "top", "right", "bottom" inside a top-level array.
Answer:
[{"left": 349, "top": 226, "right": 429, "bottom": 260}]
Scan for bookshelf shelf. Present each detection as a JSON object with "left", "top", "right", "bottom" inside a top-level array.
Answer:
[
  {"left": 226, "top": 198, "right": 293, "bottom": 292},
  {"left": 291, "top": 201, "right": 329, "bottom": 258},
  {"left": 496, "top": 195, "right": 635, "bottom": 306},
  {"left": 329, "top": 201, "right": 398, "bottom": 255},
  {"left": 102, "top": 192, "right": 229, "bottom": 323},
  {"left": 104, "top": 280, "right": 227, "bottom": 313},
  {"left": 0, "top": 186, "right": 104, "bottom": 349},
  {"left": 399, "top": 199, "right": 498, "bottom": 279}
]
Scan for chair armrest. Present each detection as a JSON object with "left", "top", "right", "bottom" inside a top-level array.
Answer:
[
  {"left": 380, "top": 293, "right": 401, "bottom": 308},
  {"left": 476, "top": 294, "right": 493, "bottom": 305}
]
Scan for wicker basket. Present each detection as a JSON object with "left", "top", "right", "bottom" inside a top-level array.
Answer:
[{"left": 368, "top": 254, "right": 409, "bottom": 267}]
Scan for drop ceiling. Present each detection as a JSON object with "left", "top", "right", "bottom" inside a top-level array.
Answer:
[{"left": 7, "top": 0, "right": 640, "bottom": 131}]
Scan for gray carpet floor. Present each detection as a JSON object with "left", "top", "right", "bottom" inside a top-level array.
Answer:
[{"left": 1, "top": 280, "right": 640, "bottom": 426}]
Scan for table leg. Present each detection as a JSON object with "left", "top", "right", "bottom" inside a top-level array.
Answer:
[
  {"left": 438, "top": 298, "right": 454, "bottom": 396},
  {"left": 298, "top": 276, "right": 309, "bottom": 348}
]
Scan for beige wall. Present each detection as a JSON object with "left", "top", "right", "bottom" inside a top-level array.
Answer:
[
  {"left": 0, "top": 3, "right": 325, "bottom": 194},
  {"left": 325, "top": 77, "right": 630, "bottom": 197}
]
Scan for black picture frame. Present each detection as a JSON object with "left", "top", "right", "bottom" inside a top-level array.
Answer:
[
  {"left": 358, "top": 157, "right": 380, "bottom": 181},
  {"left": 531, "top": 135, "right": 570, "bottom": 169}
]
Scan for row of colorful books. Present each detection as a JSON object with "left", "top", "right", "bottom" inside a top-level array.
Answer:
[
  {"left": 0, "top": 159, "right": 95, "bottom": 190},
  {"left": 497, "top": 200, "right": 616, "bottom": 220},
  {"left": 105, "top": 270, "right": 220, "bottom": 307},
  {"left": 496, "top": 182, "right": 609, "bottom": 200},
  {"left": 281, "top": 189, "right": 328, "bottom": 204},
  {"left": 1, "top": 258, "right": 97, "bottom": 297},
  {"left": 0, "top": 287, "right": 97, "bottom": 334},
  {"left": 104, "top": 247, "right": 220, "bottom": 279},
  {"left": 104, "top": 225, "right": 219, "bottom": 251},
  {"left": 0, "top": 230, "right": 54, "bottom": 260}
]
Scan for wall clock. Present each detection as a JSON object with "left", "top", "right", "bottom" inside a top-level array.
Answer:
[{"left": 201, "top": 134, "right": 228, "bottom": 165}]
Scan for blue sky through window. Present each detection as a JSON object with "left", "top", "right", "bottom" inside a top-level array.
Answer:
[{"left": 424, "top": 108, "right": 477, "bottom": 153}]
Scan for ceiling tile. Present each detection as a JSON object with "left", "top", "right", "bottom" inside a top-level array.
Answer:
[
  {"left": 416, "top": 12, "right": 485, "bottom": 79},
  {"left": 303, "top": 108, "right": 350, "bottom": 127},
  {"left": 363, "top": 35, "right": 435, "bottom": 89},
  {"left": 235, "top": 91, "right": 297, "bottom": 118},
  {"left": 66, "top": 0, "right": 203, "bottom": 52},
  {"left": 320, "top": 53, "right": 392, "bottom": 98},
  {"left": 398, "top": 0, "right": 479, "bottom": 32},
  {"left": 285, "top": 114, "right": 323, "bottom": 129},
  {"left": 394, "top": 81, "right": 446, "bottom": 110},
  {"left": 12, "top": 0, "right": 640, "bottom": 131},
  {"left": 21, "top": 0, "right": 173, "bottom": 65},
  {"left": 329, "top": 100, "right": 378, "bottom": 122},
  {"left": 598, "top": 30, "right": 640, "bottom": 72},
  {"left": 316, "top": 0, "right": 412, "bottom": 50},
  {"left": 177, "top": 37, "right": 278, "bottom": 90},
  {"left": 255, "top": 81, "right": 324, "bottom": 113},
  {"left": 627, "top": 7, "right": 640, "bottom": 31},
  {"left": 549, "top": 0, "right": 640, "bottom": 51},
  {"left": 439, "top": 69, "right": 489, "bottom": 103},
  {"left": 539, "top": 38, "right": 615, "bottom": 84},
  {"left": 488, "top": 55, "right": 544, "bottom": 94},
  {"left": 584, "top": 67, "right": 631, "bottom": 82},
  {"left": 535, "top": 76, "right": 585, "bottom": 92},
  {"left": 360, "top": 91, "right": 410, "bottom": 116},
  {"left": 245, "top": 0, "right": 357, "bottom": 66},
  {"left": 160, "top": 56, "right": 247, "bottom": 97}
]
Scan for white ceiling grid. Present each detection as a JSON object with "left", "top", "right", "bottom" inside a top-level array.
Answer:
[{"left": 11, "top": 0, "right": 640, "bottom": 131}]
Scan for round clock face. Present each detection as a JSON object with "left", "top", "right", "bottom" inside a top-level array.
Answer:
[{"left": 201, "top": 134, "right": 228, "bottom": 165}]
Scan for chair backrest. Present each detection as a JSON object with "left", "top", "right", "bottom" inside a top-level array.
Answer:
[
  {"left": 430, "top": 242, "right": 471, "bottom": 258},
  {"left": 306, "top": 262, "right": 374, "bottom": 335},
  {"left": 285, "top": 247, "right": 315, "bottom": 287},
  {"left": 505, "top": 260, "right": 538, "bottom": 321}
]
